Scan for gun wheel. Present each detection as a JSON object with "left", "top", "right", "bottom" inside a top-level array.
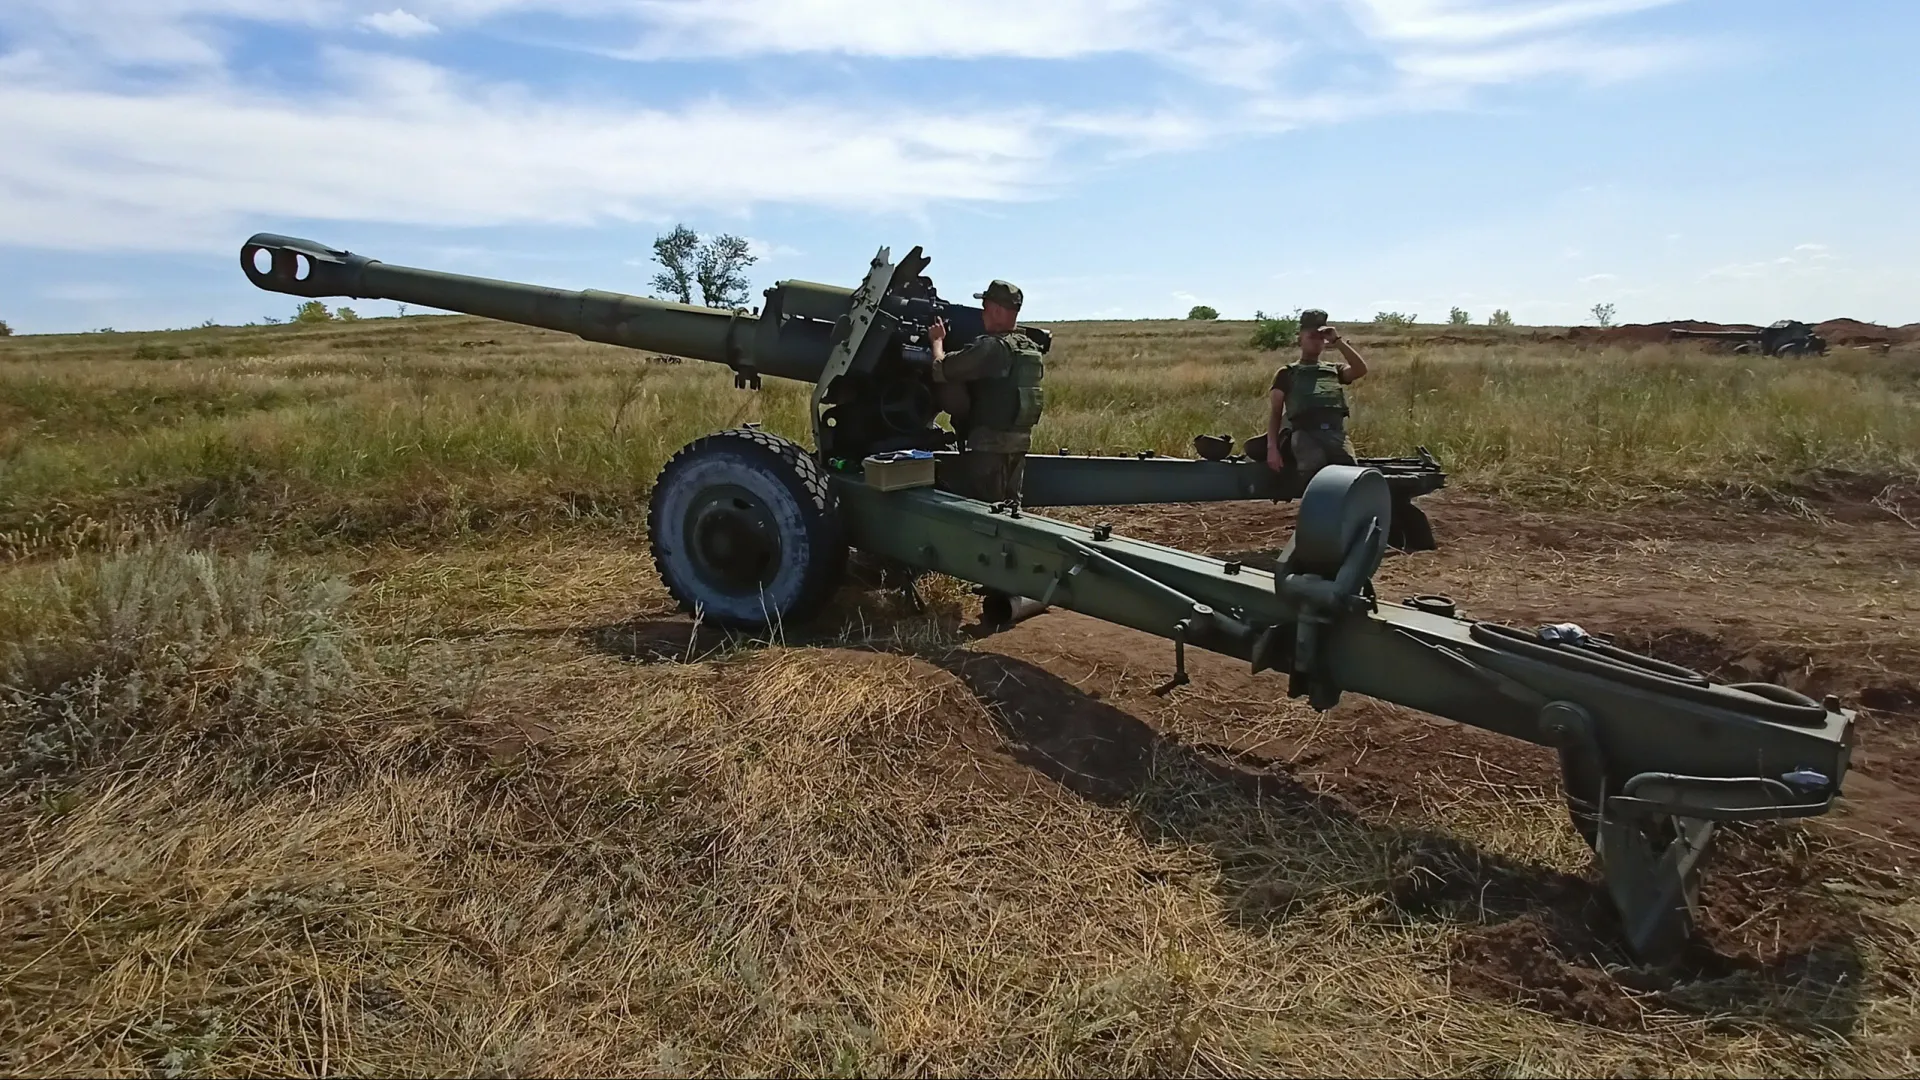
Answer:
[{"left": 648, "top": 428, "right": 847, "bottom": 630}]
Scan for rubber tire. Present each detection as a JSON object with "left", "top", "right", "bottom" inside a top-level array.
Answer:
[{"left": 647, "top": 428, "right": 847, "bottom": 630}]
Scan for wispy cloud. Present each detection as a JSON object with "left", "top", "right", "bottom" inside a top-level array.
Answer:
[
  {"left": 0, "top": 0, "right": 335, "bottom": 69},
  {"left": 1392, "top": 36, "right": 1690, "bottom": 85},
  {"left": 0, "top": 0, "right": 1701, "bottom": 254},
  {"left": 1350, "top": 0, "right": 1683, "bottom": 45},
  {"left": 0, "top": 51, "right": 1073, "bottom": 251},
  {"left": 1703, "top": 247, "right": 1836, "bottom": 282},
  {"left": 38, "top": 282, "right": 136, "bottom": 302},
  {"left": 607, "top": 0, "right": 1178, "bottom": 62},
  {"left": 745, "top": 237, "right": 802, "bottom": 262},
  {"left": 359, "top": 8, "right": 438, "bottom": 37}
]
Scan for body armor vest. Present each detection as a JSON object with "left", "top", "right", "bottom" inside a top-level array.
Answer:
[
  {"left": 1283, "top": 361, "right": 1349, "bottom": 422},
  {"left": 970, "top": 331, "right": 1048, "bottom": 435}
]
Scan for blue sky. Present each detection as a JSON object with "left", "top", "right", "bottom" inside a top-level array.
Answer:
[{"left": 1, "top": 0, "right": 1915, "bottom": 334}]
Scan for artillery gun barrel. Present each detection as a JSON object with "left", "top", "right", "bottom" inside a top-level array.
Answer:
[
  {"left": 1666, "top": 327, "right": 1761, "bottom": 339},
  {"left": 240, "top": 233, "right": 842, "bottom": 383}
]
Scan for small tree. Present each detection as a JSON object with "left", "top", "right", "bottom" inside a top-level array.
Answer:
[
  {"left": 695, "top": 233, "right": 757, "bottom": 308},
  {"left": 1488, "top": 309, "right": 1513, "bottom": 327},
  {"left": 1592, "top": 302, "right": 1616, "bottom": 328},
  {"left": 293, "top": 301, "right": 333, "bottom": 323},
  {"left": 0, "top": 319, "right": 12, "bottom": 337},
  {"left": 1248, "top": 309, "right": 1300, "bottom": 350},
  {"left": 650, "top": 224, "right": 759, "bottom": 308},
  {"left": 1449, "top": 307, "right": 1470, "bottom": 325},
  {"left": 1373, "top": 311, "right": 1416, "bottom": 328},
  {"left": 1186, "top": 304, "right": 1219, "bottom": 320},
  {"left": 650, "top": 225, "right": 700, "bottom": 304}
]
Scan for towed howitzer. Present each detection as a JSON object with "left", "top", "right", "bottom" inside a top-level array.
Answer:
[
  {"left": 239, "top": 233, "right": 1443, "bottom": 549},
  {"left": 1668, "top": 320, "right": 1827, "bottom": 357},
  {"left": 242, "top": 233, "right": 1855, "bottom": 965}
]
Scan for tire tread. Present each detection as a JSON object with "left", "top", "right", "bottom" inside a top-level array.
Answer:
[{"left": 646, "top": 428, "right": 846, "bottom": 628}]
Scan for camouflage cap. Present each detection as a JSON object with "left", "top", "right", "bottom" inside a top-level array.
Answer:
[
  {"left": 1299, "top": 309, "right": 1329, "bottom": 330},
  {"left": 973, "top": 280, "right": 1023, "bottom": 309}
]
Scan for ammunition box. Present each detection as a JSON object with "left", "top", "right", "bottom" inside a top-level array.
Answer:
[{"left": 862, "top": 450, "right": 935, "bottom": 491}]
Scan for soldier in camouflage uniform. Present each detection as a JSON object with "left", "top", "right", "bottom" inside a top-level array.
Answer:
[
  {"left": 1265, "top": 308, "right": 1369, "bottom": 481},
  {"left": 927, "top": 279, "right": 1047, "bottom": 504}
]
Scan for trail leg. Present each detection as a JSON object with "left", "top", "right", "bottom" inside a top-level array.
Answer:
[{"left": 1599, "top": 811, "right": 1715, "bottom": 966}]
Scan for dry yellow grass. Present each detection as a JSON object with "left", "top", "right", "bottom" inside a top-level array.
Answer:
[
  {"left": 3, "top": 536, "right": 1915, "bottom": 1077},
  {"left": 2, "top": 315, "right": 1918, "bottom": 1076},
  {"left": 3, "top": 314, "right": 1915, "bottom": 560}
]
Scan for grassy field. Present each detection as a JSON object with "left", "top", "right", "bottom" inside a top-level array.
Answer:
[
  {"left": 2, "top": 315, "right": 1918, "bottom": 1077},
  {"left": 2, "top": 315, "right": 1915, "bottom": 561}
]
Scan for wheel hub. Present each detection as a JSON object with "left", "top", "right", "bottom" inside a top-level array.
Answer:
[{"left": 684, "top": 484, "right": 782, "bottom": 594}]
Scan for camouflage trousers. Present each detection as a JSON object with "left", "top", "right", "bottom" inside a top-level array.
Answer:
[
  {"left": 1289, "top": 421, "right": 1357, "bottom": 481},
  {"left": 945, "top": 450, "right": 1027, "bottom": 504}
]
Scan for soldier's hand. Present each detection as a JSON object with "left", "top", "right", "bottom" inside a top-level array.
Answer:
[
  {"left": 1266, "top": 441, "right": 1285, "bottom": 473},
  {"left": 928, "top": 318, "right": 947, "bottom": 343}
]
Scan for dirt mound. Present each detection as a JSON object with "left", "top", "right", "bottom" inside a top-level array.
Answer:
[
  {"left": 1566, "top": 320, "right": 1761, "bottom": 346},
  {"left": 1563, "top": 317, "right": 1919, "bottom": 349},
  {"left": 1449, "top": 915, "right": 1645, "bottom": 1028},
  {"left": 1445, "top": 820, "right": 1874, "bottom": 1034},
  {"left": 1816, "top": 318, "right": 1900, "bottom": 346},
  {"left": 1659, "top": 319, "right": 1762, "bottom": 334}
]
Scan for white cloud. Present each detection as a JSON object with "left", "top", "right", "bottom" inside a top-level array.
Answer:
[
  {"left": 0, "top": 52, "right": 1069, "bottom": 252},
  {"left": 38, "top": 282, "right": 136, "bottom": 302},
  {"left": 1578, "top": 272, "right": 1616, "bottom": 283},
  {"left": 608, "top": 0, "right": 1175, "bottom": 62},
  {"left": 745, "top": 237, "right": 801, "bottom": 262},
  {"left": 1393, "top": 36, "right": 1691, "bottom": 86},
  {"left": 359, "top": 8, "right": 439, "bottom": 37},
  {"left": 0, "top": 0, "right": 334, "bottom": 69},
  {"left": 1702, "top": 247, "right": 1838, "bottom": 282},
  {"left": 0, "top": 0, "right": 1702, "bottom": 256},
  {"left": 1350, "top": 0, "right": 1682, "bottom": 45}
]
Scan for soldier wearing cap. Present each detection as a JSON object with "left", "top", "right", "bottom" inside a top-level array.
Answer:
[
  {"left": 1265, "top": 308, "right": 1369, "bottom": 481},
  {"left": 926, "top": 279, "right": 1048, "bottom": 504}
]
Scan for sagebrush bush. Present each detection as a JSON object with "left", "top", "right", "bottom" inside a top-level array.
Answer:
[
  {"left": 1247, "top": 310, "right": 1299, "bottom": 350},
  {"left": 0, "top": 539, "right": 358, "bottom": 780}
]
